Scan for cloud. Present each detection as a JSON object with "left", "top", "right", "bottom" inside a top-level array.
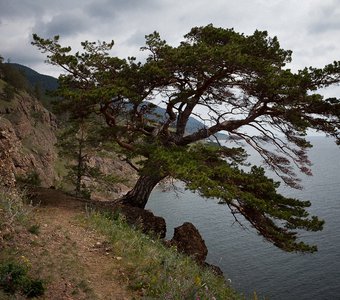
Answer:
[
  {"left": 33, "top": 12, "right": 89, "bottom": 38},
  {"left": 1, "top": 0, "right": 340, "bottom": 79},
  {"left": 85, "top": 0, "right": 159, "bottom": 19},
  {"left": 308, "top": 3, "right": 340, "bottom": 35},
  {"left": 0, "top": 0, "right": 44, "bottom": 20}
]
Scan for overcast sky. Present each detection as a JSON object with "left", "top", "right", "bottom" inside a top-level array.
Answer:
[{"left": 1, "top": 0, "right": 340, "bottom": 80}]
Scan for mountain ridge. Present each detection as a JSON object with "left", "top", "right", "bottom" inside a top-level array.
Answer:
[{"left": 9, "top": 63, "right": 59, "bottom": 92}]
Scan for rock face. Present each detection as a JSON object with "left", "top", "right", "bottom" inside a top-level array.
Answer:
[
  {"left": 0, "top": 90, "right": 58, "bottom": 187},
  {"left": 84, "top": 156, "right": 138, "bottom": 200},
  {"left": 0, "top": 118, "right": 18, "bottom": 187},
  {"left": 170, "top": 222, "right": 208, "bottom": 264},
  {"left": 0, "top": 83, "right": 136, "bottom": 196}
]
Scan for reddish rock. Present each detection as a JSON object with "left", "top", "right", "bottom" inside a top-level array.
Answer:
[
  {"left": 170, "top": 222, "right": 208, "bottom": 264},
  {"left": 0, "top": 93, "right": 58, "bottom": 187}
]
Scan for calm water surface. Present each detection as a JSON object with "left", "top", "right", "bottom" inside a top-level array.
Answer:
[{"left": 146, "top": 137, "right": 340, "bottom": 299}]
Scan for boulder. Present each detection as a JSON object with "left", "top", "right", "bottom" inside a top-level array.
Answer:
[
  {"left": 114, "top": 205, "right": 166, "bottom": 239},
  {"left": 170, "top": 222, "right": 208, "bottom": 264}
]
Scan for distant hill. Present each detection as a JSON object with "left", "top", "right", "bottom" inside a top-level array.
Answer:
[{"left": 9, "top": 63, "right": 58, "bottom": 92}]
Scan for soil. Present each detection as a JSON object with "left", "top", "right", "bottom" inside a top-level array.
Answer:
[{"left": 3, "top": 188, "right": 137, "bottom": 300}]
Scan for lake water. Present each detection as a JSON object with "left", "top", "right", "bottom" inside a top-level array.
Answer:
[{"left": 146, "top": 136, "right": 340, "bottom": 299}]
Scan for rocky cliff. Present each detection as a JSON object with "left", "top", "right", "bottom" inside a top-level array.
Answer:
[
  {"left": 0, "top": 80, "right": 58, "bottom": 187},
  {"left": 0, "top": 118, "right": 17, "bottom": 187},
  {"left": 0, "top": 79, "right": 137, "bottom": 198}
]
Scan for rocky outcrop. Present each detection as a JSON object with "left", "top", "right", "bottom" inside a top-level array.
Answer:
[
  {"left": 113, "top": 205, "right": 166, "bottom": 238},
  {"left": 170, "top": 222, "right": 208, "bottom": 264},
  {"left": 0, "top": 90, "right": 58, "bottom": 187},
  {"left": 0, "top": 118, "right": 18, "bottom": 187}
]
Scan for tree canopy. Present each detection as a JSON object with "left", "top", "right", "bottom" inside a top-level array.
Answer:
[{"left": 32, "top": 24, "right": 340, "bottom": 253}]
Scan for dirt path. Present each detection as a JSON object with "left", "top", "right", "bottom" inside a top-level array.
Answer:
[{"left": 25, "top": 188, "right": 136, "bottom": 300}]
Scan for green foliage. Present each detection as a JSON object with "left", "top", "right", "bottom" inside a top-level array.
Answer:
[
  {"left": 2, "top": 83, "right": 15, "bottom": 101},
  {"left": 9, "top": 64, "right": 58, "bottom": 94},
  {"left": 56, "top": 111, "right": 127, "bottom": 197},
  {"left": 0, "top": 61, "right": 59, "bottom": 110},
  {"left": 0, "top": 63, "right": 30, "bottom": 92},
  {"left": 79, "top": 185, "right": 91, "bottom": 199},
  {"left": 57, "top": 117, "right": 105, "bottom": 196},
  {"left": 27, "top": 224, "right": 40, "bottom": 235},
  {"left": 30, "top": 110, "right": 44, "bottom": 126},
  {"left": 32, "top": 24, "right": 340, "bottom": 252},
  {"left": 0, "top": 185, "right": 32, "bottom": 228},
  {"left": 144, "top": 143, "right": 323, "bottom": 252},
  {"left": 0, "top": 260, "right": 45, "bottom": 298},
  {"left": 16, "top": 171, "right": 42, "bottom": 187},
  {"left": 82, "top": 209, "right": 240, "bottom": 299},
  {"left": 0, "top": 186, "right": 44, "bottom": 298}
]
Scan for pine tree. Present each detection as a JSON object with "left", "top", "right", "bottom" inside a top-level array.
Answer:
[{"left": 32, "top": 25, "right": 340, "bottom": 252}]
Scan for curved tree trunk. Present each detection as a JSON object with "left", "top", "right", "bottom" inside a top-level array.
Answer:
[{"left": 120, "top": 174, "right": 165, "bottom": 208}]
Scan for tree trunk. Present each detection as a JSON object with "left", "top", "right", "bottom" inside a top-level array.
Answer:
[
  {"left": 76, "top": 138, "right": 83, "bottom": 195},
  {"left": 120, "top": 174, "right": 165, "bottom": 209}
]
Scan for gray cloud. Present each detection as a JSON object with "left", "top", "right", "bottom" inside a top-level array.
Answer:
[
  {"left": 33, "top": 12, "right": 90, "bottom": 38},
  {"left": 0, "top": 0, "right": 44, "bottom": 20},
  {"left": 308, "top": 5, "right": 340, "bottom": 35},
  {"left": 1, "top": 0, "right": 340, "bottom": 78},
  {"left": 85, "top": 0, "right": 159, "bottom": 18}
]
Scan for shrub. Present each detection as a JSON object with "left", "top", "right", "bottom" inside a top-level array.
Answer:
[
  {"left": 0, "top": 185, "right": 31, "bottom": 228},
  {"left": 16, "top": 171, "right": 41, "bottom": 187},
  {"left": 0, "top": 260, "right": 45, "bottom": 298},
  {"left": 3, "top": 83, "right": 15, "bottom": 101},
  {"left": 0, "top": 261, "right": 27, "bottom": 294},
  {"left": 27, "top": 224, "right": 40, "bottom": 235}
]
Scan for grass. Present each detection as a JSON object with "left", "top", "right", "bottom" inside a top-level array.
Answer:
[
  {"left": 0, "top": 260, "right": 45, "bottom": 298},
  {"left": 80, "top": 208, "right": 242, "bottom": 300},
  {"left": 0, "top": 184, "right": 249, "bottom": 299},
  {"left": 0, "top": 185, "right": 98, "bottom": 299},
  {"left": 0, "top": 185, "right": 46, "bottom": 298},
  {"left": 0, "top": 186, "right": 32, "bottom": 228}
]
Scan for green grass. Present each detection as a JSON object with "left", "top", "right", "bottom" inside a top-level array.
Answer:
[
  {"left": 0, "top": 185, "right": 45, "bottom": 298},
  {"left": 0, "top": 260, "right": 45, "bottom": 298},
  {"left": 80, "top": 208, "right": 242, "bottom": 300}
]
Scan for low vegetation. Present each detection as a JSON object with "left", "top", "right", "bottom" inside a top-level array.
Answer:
[
  {"left": 0, "top": 184, "right": 241, "bottom": 299},
  {"left": 81, "top": 208, "right": 240, "bottom": 299},
  {"left": 0, "top": 186, "right": 45, "bottom": 299}
]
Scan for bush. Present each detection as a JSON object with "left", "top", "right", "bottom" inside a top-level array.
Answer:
[
  {"left": 22, "top": 278, "right": 45, "bottom": 298},
  {"left": 0, "top": 260, "right": 45, "bottom": 298},
  {"left": 16, "top": 171, "right": 41, "bottom": 187},
  {"left": 0, "top": 261, "right": 27, "bottom": 294},
  {"left": 0, "top": 186, "right": 31, "bottom": 228},
  {"left": 3, "top": 83, "right": 15, "bottom": 101},
  {"left": 27, "top": 224, "right": 40, "bottom": 235}
]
